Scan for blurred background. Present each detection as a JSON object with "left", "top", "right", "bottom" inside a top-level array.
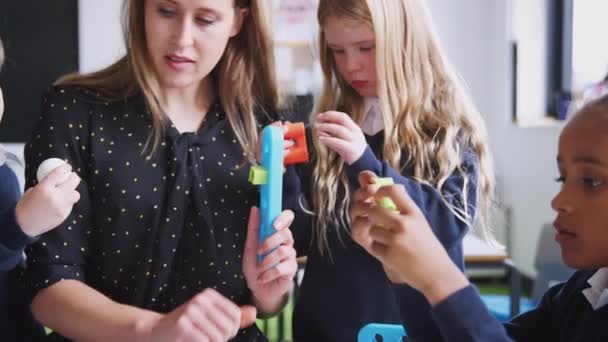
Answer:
[{"left": 2, "top": 1, "right": 607, "bottom": 340}]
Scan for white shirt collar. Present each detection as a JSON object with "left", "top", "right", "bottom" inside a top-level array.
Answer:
[
  {"left": 360, "top": 97, "right": 384, "bottom": 136},
  {"left": 582, "top": 268, "right": 608, "bottom": 310}
]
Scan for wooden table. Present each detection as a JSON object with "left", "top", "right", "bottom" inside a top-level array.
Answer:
[
  {"left": 464, "top": 234, "right": 521, "bottom": 318},
  {"left": 464, "top": 233, "right": 507, "bottom": 263}
]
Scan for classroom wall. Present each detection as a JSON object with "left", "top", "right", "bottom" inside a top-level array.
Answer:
[
  {"left": 428, "top": 0, "right": 561, "bottom": 277},
  {"left": 78, "top": 0, "right": 124, "bottom": 73}
]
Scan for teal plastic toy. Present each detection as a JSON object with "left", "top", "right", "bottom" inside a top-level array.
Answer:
[
  {"left": 358, "top": 323, "right": 407, "bottom": 341},
  {"left": 249, "top": 123, "right": 308, "bottom": 262}
]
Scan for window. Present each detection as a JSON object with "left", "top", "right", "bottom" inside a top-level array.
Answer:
[
  {"left": 563, "top": 0, "right": 608, "bottom": 110},
  {"left": 512, "top": 0, "right": 608, "bottom": 124}
]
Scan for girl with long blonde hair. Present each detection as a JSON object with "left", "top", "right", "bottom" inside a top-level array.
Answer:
[
  {"left": 289, "top": 0, "right": 496, "bottom": 340},
  {"left": 23, "top": 1, "right": 298, "bottom": 341}
]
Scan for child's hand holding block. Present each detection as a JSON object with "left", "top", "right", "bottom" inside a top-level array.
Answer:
[{"left": 374, "top": 177, "right": 399, "bottom": 213}]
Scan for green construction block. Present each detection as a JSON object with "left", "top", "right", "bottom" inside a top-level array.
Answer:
[
  {"left": 249, "top": 165, "right": 267, "bottom": 185},
  {"left": 375, "top": 177, "right": 398, "bottom": 212},
  {"left": 45, "top": 327, "right": 53, "bottom": 335},
  {"left": 378, "top": 197, "right": 398, "bottom": 212},
  {"left": 375, "top": 177, "right": 394, "bottom": 187}
]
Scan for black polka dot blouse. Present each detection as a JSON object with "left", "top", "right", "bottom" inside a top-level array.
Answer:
[{"left": 23, "top": 86, "right": 289, "bottom": 341}]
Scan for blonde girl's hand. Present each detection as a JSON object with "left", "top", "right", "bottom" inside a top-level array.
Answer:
[
  {"left": 350, "top": 171, "right": 470, "bottom": 305},
  {"left": 242, "top": 207, "right": 297, "bottom": 313},
  {"left": 137, "top": 288, "right": 257, "bottom": 342},
  {"left": 315, "top": 111, "right": 367, "bottom": 165},
  {"left": 15, "top": 163, "right": 81, "bottom": 237}
]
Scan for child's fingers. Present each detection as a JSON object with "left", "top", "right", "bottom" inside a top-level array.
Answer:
[
  {"left": 40, "top": 163, "right": 72, "bottom": 186},
  {"left": 66, "top": 190, "right": 81, "bottom": 204},
  {"left": 368, "top": 225, "right": 395, "bottom": 245},
  {"left": 317, "top": 130, "right": 332, "bottom": 138},
  {"left": 57, "top": 172, "right": 81, "bottom": 192},
  {"left": 351, "top": 215, "right": 374, "bottom": 248},
  {"left": 317, "top": 111, "right": 358, "bottom": 130},
  {"left": 318, "top": 135, "right": 350, "bottom": 152},
  {"left": 349, "top": 200, "right": 373, "bottom": 221},
  {"left": 358, "top": 171, "right": 378, "bottom": 187},
  {"left": 315, "top": 122, "right": 351, "bottom": 140},
  {"left": 352, "top": 184, "right": 378, "bottom": 204},
  {"left": 365, "top": 204, "right": 405, "bottom": 231},
  {"left": 283, "top": 139, "right": 295, "bottom": 149},
  {"left": 374, "top": 184, "right": 419, "bottom": 215},
  {"left": 369, "top": 240, "right": 389, "bottom": 260}
]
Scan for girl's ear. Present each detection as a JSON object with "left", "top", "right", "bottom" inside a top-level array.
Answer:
[{"left": 230, "top": 8, "right": 249, "bottom": 37}]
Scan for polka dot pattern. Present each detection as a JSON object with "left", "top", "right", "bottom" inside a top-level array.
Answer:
[{"left": 22, "top": 86, "right": 277, "bottom": 341}]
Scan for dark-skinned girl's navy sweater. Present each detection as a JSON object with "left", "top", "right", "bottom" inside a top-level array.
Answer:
[{"left": 432, "top": 270, "right": 608, "bottom": 341}]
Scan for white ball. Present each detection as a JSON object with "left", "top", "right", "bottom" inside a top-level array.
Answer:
[{"left": 37, "top": 158, "right": 69, "bottom": 184}]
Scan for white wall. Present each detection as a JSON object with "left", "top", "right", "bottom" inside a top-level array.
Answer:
[
  {"left": 78, "top": 0, "right": 125, "bottom": 72},
  {"left": 428, "top": 0, "right": 561, "bottom": 277}
]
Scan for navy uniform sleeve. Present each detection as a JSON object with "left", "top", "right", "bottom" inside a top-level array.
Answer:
[
  {"left": 431, "top": 285, "right": 514, "bottom": 341},
  {"left": 23, "top": 86, "right": 93, "bottom": 295},
  {"left": 0, "top": 205, "right": 37, "bottom": 271},
  {"left": 345, "top": 146, "right": 477, "bottom": 340},
  {"left": 0, "top": 164, "right": 36, "bottom": 271},
  {"left": 501, "top": 283, "right": 563, "bottom": 341},
  {"left": 431, "top": 282, "right": 566, "bottom": 342}
]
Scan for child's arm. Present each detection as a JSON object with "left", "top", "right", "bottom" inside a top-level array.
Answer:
[
  {"left": 1, "top": 161, "right": 80, "bottom": 271},
  {"left": 350, "top": 171, "right": 470, "bottom": 302},
  {"left": 344, "top": 145, "right": 476, "bottom": 251},
  {"left": 0, "top": 205, "right": 33, "bottom": 271},
  {"left": 350, "top": 176, "right": 510, "bottom": 341},
  {"left": 15, "top": 163, "right": 80, "bottom": 237},
  {"left": 350, "top": 173, "right": 556, "bottom": 341},
  {"left": 0, "top": 164, "right": 34, "bottom": 270}
]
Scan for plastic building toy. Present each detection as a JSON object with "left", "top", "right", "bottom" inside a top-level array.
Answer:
[
  {"left": 249, "top": 122, "right": 308, "bottom": 262},
  {"left": 37, "top": 157, "right": 70, "bottom": 184},
  {"left": 358, "top": 323, "right": 406, "bottom": 341},
  {"left": 375, "top": 177, "right": 398, "bottom": 212}
]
